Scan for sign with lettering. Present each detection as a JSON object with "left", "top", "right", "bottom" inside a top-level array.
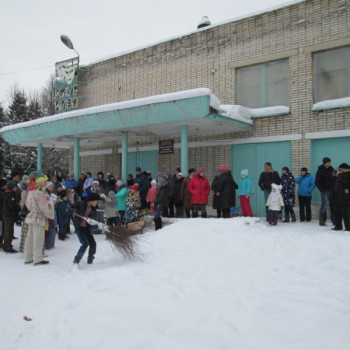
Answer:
[
  {"left": 159, "top": 139, "right": 174, "bottom": 154},
  {"left": 55, "top": 57, "right": 79, "bottom": 114}
]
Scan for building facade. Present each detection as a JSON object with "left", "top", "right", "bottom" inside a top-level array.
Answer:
[{"left": 70, "top": 0, "right": 350, "bottom": 215}]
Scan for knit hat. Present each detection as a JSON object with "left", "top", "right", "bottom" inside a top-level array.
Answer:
[
  {"left": 28, "top": 170, "right": 48, "bottom": 184},
  {"left": 323, "top": 157, "right": 331, "bottom": 164},
  {"left": 131, "top": 184, "right": 139, "bottom": 191},
  {"left": 151, "top": 179, "right": 157, "bottom": 185},
  {"left": 108, "top": 190, "right": 116, "bottom": 196},
  {"left": 87, "top": 192, "right": 100, "bottom": 202},
  {"left": 177, "top": 173, "right": 183, "bottom": 177},
  {"left": 301, "top": 167, "right": 308, "bottom": 172},
  {"left": 338, "top": 163, "right": 349, "bottom": 170},
  {"left": 6, "top": 181, "right": 17, "bottom": 190},
  {"left": 116, "top": 180, "right": 124, "bottom": 187},
  {"left": 241, "top": 169, "right": 248, "bottom": 176},
  {"left": 135, "top": 167, "right": 142, "bottom": 172},
  {"left": 219, "top": 164, "right": 229, "bottom": 171},
  {"left": 197, "top": 168, "right": 205, "bottom": 175},
  {"left": 271, "top": 183, "right": 283, "bottom": 191},
  {"left": 92, "top": 180, "right": 99, "bottom": 185},
  {"left": 44, "top": 182, "right": 53, "bottom": 189},
  {"left": 18, "top": 180, "right": 28, "bottom": 190},
  {"left": 158, "top": 177, "right": 167, "bottom": 186}
]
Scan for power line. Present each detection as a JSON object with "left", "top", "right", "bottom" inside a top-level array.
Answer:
[{"left": 0, "top": 65, "right": 55, "bottom": 77}]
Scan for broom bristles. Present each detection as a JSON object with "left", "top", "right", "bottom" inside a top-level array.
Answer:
[{"left": 104, "top": 226, "right": 138, "bottom": 259}]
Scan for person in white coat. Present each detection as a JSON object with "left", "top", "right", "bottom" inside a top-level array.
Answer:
[
  {"left": 266, "top": 183, "right": 284, "bottom": 225},
  {"left": 24, "top": 171, "right": 55, "bottom": 266}
]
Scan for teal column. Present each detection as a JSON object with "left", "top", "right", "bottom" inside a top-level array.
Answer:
[
  {"left": 74, "top": 137, "right": 80, "bottom": 181},
  {"left": 37, "top": 143, "right": 43, "bottom": 170},
  {"left": 181, "top": 125, "right": 188, "bottom": 175},
  {"left": 122, "top": 132, "right": 128, "bottom": 183}
]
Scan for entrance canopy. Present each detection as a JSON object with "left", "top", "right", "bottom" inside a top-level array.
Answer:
[{"left": 0, "top": 88, "right": 252, "bottom": 148}]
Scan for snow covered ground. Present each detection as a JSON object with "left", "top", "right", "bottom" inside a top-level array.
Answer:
[{"left": 1, "top": 218, "right": 350, "bottom": 350}]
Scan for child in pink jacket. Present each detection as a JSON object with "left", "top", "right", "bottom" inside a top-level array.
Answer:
[{"left": 146, "top": 180, "right": 157, "bottom": 215}]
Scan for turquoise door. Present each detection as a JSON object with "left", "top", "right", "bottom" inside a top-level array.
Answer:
[
  {"left": 127, "top": 150, "right": 158, "bottom": 179},
  {"left": 311, "top": 137, "right": 350, "bottom": 203},
  {"left": 231, "top": 141, "right": 291, "bottom": 217}
]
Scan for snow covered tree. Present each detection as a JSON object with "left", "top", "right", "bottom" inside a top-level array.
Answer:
[{"left": 8, "top": 88, "right": 29, "bottom": 124}]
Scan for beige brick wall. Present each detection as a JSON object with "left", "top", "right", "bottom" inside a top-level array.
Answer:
[{"left": 71, "top": 0, "right": 350, "bottom": 186}]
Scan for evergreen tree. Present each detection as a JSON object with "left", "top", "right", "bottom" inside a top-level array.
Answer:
[
  {"left": 8, "top": 89, "right": 29, "bottom": 124},
  {"left": 0, "top": 103, "right": 8, "bottom": 176}
]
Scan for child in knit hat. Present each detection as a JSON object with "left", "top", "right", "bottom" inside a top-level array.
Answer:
[
  {"left": 266, "top": 184, "right": 284, "bottom": 225},
  {"left": 146, "top": 180, "right": 157, "bottom": 215},
  {"left": 237, "top": 169, "right": 253, "bottom": 217}
]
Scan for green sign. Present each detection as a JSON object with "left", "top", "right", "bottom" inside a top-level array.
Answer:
[{"left": 55, "top": 57, "right": 79, "bottom": 114}]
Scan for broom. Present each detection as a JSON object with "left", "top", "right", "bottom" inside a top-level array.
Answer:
[{"left": 74, "top": 214, "right": 137, "bottom": 259}]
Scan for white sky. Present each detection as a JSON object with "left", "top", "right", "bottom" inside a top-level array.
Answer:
[{"left": 0, "top": 0, "right": 298, "bottom": 109}]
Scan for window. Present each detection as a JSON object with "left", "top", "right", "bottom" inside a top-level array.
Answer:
[
  {"left": 314, "top": 46, "right": 350, "bottom": 103},
  {"left": 237, "top": 59, "right": 289, "bottom": 108}
]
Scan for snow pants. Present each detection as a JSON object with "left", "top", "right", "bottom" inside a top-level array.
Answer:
[
  {"left": 25, "top": 223, "right": 46, "bottom": 264},
  {"left": 266, "top": 210, "right": 279, "bottom": 225},
  {"left": 239, "top": 196, "right": 253, "bottom": 217}
]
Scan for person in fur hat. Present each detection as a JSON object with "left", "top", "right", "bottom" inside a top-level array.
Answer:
[
  {"left": 24, "top": 171, "right": 55, "bottom": 265},
  {"left": 266, "top": 184, "right": 284, "bottom": 225},
  {"left": 188, "top": 168, "right": 211, "bottom": 218}
]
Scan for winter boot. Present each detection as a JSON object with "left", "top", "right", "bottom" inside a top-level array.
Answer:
[
  {"left": 319, "top": 216, "right": 326, "bottom": 226},
  {"left": 290, "top": 211, "right": 296, "bottom": 223},
  {"left": 87, "top": 256, "right": 95, "bottom": 264},
  {"left": 283, "top": 214, "right": 290, "bottom": 223},
  {"left": 73, "top": 257, "right": 80, "bottom": 264},
  {"left": 154, "top": 218, "right": 162, "bottom": 231}
]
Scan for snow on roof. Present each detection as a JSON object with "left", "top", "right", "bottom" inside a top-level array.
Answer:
[
  {"left": 0, "top": 88, "right": 222, "bottom": 133},
  {"left": 220, "top": 105, "right": 289, "bottom": 121},
  {"left": 312, "top": 97, "right": 350, "bottom": 111},
  {"left": 83, "top": 0, "right": 305, "bottom": 67}
]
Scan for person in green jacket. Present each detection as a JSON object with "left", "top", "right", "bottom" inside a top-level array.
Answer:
[{"left": 115, "top": 180, "right": 128, "bottom": 223}]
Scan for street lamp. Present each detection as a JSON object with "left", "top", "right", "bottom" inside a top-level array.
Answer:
[{"left": 60, "top": 34, "right": 79, "bottom": 58}]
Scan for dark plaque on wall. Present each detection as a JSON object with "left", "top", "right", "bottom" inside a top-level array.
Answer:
[{"left": 159, "top": 139, "right": 174, "bottom": 154}]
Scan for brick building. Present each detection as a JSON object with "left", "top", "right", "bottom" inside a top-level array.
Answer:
[{"left": 1, "top": 0, "right": 350, "bottom": 216}]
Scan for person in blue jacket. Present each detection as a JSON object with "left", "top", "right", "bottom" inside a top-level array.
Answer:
[
  {"left": 115, "top": 180, "right": 128, "bottom": 224},
  {"left": 64, "top": 174, "right": 78, "bottom": 190},
  {"left": 295, "top": 167, "right": 315, "bottom": 222}
]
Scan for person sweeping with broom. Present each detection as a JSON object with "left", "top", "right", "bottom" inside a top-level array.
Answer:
[{"left": 72, "top": 192, "right": 137, "bottom": 265}]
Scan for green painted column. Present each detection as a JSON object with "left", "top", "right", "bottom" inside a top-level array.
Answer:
[
  {"left": 37, "top": 143, "right": 43, "bottom": 170},
  {"left": 74, "top": 137, "right": 80, "bottom": 181},
  {"left": 122, "top": 132, "right": 128, "bottom": 183},
  {"left": 181, "top": 125, "right": 188, "bottom": 175}
]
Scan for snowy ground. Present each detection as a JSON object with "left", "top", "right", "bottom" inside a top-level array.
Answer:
[{"left": 1, "top": 218, "right": 350, "bottom": 350}]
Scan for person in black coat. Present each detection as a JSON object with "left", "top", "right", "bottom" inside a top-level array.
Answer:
[
  {"left": 281, "top": 167, "right": 296, "bottom": 222},
  {"left": 211, "top": 165, "right": 238, "bottom": 218},
  {"left": 173, "top": 173, "right": 184, "bottom": 218},
  {"left": 315, "top": 157, "right": 335, "bottom": 226},
  {"left": 2, "top": 181, "right": 21, "bottom": 253},
  {"left": 329, "top": 163, "right": 350, "bottom": 231},
  {"left": 258, "top": 162, "right": 281, "bottom": 203},
  {"left": 72, "top": 192, "right": 100, "bottom": 264},
  {"left": 153, "top": 177, "right": 168, "bottom": 230},
  {"left": 134, "top": 167, "right": 148, "bottom": 209},
  {"left": 55, "top": 190, "right": 73, "bottom": 241}
]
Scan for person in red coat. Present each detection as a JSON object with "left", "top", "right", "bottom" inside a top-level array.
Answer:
[{"left": 188, "top": 168, "right": 211, "bottom": 218}]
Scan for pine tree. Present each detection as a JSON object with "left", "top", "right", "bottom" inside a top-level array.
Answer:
[
  {"left": 8, "top": 89, "right": 29, "bottom": 124},
  {"left": 0, "top": 103, "right": 8, "bottom": 176}
]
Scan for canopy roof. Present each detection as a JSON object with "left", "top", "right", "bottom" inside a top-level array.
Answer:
[{"left": 0, "top": 88, "right": 253, "bottom": 148}]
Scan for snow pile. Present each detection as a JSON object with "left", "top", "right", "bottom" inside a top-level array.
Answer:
[
  {"left": 220, "top": 104, "right": 289, "bottom": 120},
  {"left": 1, "top": 218, "right": 350, "bottom": 350},
  {"left": 312, "top": 97, "right": 350, "bottom": 111}
]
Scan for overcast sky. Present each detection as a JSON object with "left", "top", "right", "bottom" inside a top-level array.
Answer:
[{"left": 0, "top": 0, "right": 298, "bottom": 109}]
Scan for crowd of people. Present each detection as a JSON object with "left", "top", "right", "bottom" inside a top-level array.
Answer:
[{"left": 0, "top": 156, "right": 349, "bottom": 265}]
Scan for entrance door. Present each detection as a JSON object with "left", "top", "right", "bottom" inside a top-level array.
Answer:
[
  {"left": 127, "top": 150, "right": 158, "bottom": 179},
  {"left": 311, "top": 137, "right": 350, "bottom": 203},
  {"left": 231, "top": 141, "right": 291, "bottom": 217}
]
